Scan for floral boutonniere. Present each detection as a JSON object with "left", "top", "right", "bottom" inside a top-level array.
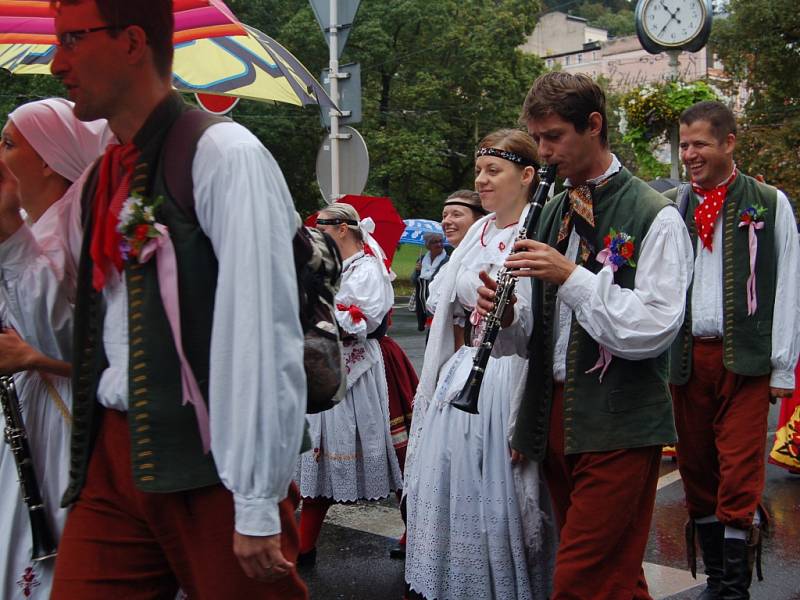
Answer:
[
  {"left": 596, "top": 228, "right": 636, "bottom": 272},
  {"left": 738, "top": 204, "right": 767, "bottom": 315},
  {"left": 117, "top": 193, "right": 164, "bottom": 261},
  {"left": 739, "top": 204, "right": 767, "bottom": 228}
]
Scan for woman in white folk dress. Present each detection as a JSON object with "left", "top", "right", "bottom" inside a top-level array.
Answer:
[
  {"left": 0, "top": 98, "right": 111, "bottom": 599},
  {"left": 404, "top": 129, "right": 556, "bottom": 600},
  {"left": 296, "top": 202, "right": 403, "bottom": 565}
]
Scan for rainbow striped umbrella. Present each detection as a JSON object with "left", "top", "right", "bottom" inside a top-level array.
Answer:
[
  {"left": 0, "top": 0, "right": 244, "bottom": 45},
  {"left": 0, "top": 0, "right": 336, "bottom": 109}
]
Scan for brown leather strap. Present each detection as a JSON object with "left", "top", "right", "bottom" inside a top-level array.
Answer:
[{"left": 162, "top": 109, "right": 230, "bottom": 221}]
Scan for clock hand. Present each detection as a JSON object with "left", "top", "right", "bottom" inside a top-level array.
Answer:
[{"left": 659, "top": 0, "right": 682, "bottom": 23}]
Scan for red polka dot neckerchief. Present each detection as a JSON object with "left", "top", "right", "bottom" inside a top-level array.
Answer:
[
  {"left": 479, "top": 217, "right": 519, "bottom": 252},
  {"left": 692, "top": 168, "right": 738, "bottom": 251}
]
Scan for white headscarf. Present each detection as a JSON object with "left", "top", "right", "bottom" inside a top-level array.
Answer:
[{"left": 8, "top": 98, "right": 113, "bottom": 182}]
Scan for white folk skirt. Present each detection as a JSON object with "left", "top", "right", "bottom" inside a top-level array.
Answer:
[
  {"left": 405, "top": 347, "right": 555, "bottom": 600},
  {"left": 297, "top": 338, "right": 403, "bottom": 501}
]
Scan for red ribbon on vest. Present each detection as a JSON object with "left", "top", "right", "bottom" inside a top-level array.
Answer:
[
  {"left": 692, "top": 169, "right": 737, "bottom": 251},
  {"left": 90, "top": 143, "right": 140, "bottom": 291}
]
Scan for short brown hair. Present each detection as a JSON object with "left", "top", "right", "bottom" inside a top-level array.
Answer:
[
  {"left": 680, "top": 101, "right": 737, "bottom": 142},
  {"left": 520, "top": 72, "right": 608, "bottom": 146},
  {"left": 52, "top": 0, "right": 175, "bottom": 78}
]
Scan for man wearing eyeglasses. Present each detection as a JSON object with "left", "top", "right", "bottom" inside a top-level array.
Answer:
[{"left": 0, "top": 1, "right": 309, "bottom": 598}]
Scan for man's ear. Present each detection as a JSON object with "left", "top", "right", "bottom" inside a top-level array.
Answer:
[
  {"left": 723, "top": 132, "right": 736, "bottom": 157},
  {"left": 587, "top": 112, "right": 604, "bottom": 139},
  {"left": 124, "top": 25, "right": 149, "bottom": 65}
]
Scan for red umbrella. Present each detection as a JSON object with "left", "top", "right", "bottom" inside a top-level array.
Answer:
[
  {"left": 0, "top": 0, "right": 245, "bottom": 46},
  {"left": 306, "top": 195, "right": 405, "bottom": 265}
]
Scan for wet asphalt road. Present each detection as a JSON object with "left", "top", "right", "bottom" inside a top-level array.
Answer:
[{"left": 299, "top": 307, "right": 800, "bottom": 600}]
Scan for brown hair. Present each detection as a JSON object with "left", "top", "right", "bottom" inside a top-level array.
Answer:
[
  {"left": 445, "top": 189, "right": 487, "bottom": 217},
  {"left": 679, "top": 100, "right": 737, "bottom": 142},
  {"left": 52, "top": 0, "right": 175, "bottom": 78},
  {"left": 520, "top": 72, "right": 608, "bottom": 147},
  {"left": 476, "top": 128, "right": 539, "bottom": 200}
]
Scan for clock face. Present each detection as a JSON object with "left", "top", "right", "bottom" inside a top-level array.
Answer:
[{"left": 641, "top": 0, "right": 706, "bottom": 47}]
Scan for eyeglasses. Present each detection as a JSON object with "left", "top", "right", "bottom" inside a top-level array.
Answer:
[{"left": 57, "top": 25, "right": 125, "bottom": 51}]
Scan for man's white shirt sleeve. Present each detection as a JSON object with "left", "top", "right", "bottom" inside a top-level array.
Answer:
[
  {"left": 193, "top": 122, "right": 306, "bottom": 537},
  {"left": 554, "top": 206, "right": 693, "bottom": 377}
]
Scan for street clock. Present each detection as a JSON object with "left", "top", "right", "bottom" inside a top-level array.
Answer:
[{"left": 635, "top": 0, "right": 713, "bottom": 54}]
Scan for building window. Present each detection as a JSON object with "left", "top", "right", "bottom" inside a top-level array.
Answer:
[
  {"left": 577, "top": 53, "right": 583, "bottom": 64},
  {"left": 564, "top": 55, "right": 570, "bottom": 66},
  {"left": 593, "top": 51, "right": 598, "bottom": 60},
  {"left": 546, "top": 58, "right": 553, "bottom": 68}
]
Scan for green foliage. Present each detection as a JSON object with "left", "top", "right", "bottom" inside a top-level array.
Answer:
[
  {"left": 618, "top": 80, "right": 717, "bottom": 180},
  {"left": 711, "top": 0, "right": 800, "bottom": 201},
  {"left": 0, "top": 70, "right": 65, "bottom": 126},
  {"left": 224, "top": 0, "right": 545, "bottom": 219},
  {"left": 2, "top": 1, "right": 545, "bottom": 220}
]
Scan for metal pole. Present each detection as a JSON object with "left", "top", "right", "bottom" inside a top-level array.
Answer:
[
  {"left": 668, "top": 50, "right": 681, "bottom": 181},
  {"left": 329, "top": 0, "right": 340, "bottom": 203}
]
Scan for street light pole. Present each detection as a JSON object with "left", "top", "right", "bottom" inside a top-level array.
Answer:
[
  {"left": 668, "top": 50, "right": 681, "bottom": 181},
  {"left": 328, "top": 0, "right": 341, "bottom": 203}
]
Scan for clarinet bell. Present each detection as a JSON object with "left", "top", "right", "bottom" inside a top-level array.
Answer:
[
  {"left": 29, "top": 507, "right": 57, "bottom": 562},
  {"left": 451, "top": 376, "right": 481, "bottom": 414}
]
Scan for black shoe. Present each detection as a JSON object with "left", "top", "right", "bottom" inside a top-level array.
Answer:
[
  {"left": 695, "top": 521, "right": 725, "bottom": 599},
  {"left": 297, "top": 547, "right": 317, "bottom": 568},
  {"left": 389, "top": 544, "right": 406, "bottom": 560}
]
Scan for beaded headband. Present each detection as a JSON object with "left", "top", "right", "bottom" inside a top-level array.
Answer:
[{"left": 476, "top": 146, "right": 538, "bottom": 168}]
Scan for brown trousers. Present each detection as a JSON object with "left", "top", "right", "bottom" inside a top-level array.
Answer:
[
  {"left": 544, "top": 385, "right": 661, "bottom": 600},
  {"left": 671, "top": 338, "right": 770, "bottom": 530},
  {"left": 51, "top": 409, "right": 308, "bottom": 599}
]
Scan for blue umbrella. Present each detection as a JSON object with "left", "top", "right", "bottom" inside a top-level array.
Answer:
[{"left": 400, "top": 219, "right": 445, "bottom": 246}]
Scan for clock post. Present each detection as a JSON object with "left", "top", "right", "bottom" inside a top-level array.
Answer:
[{"left": 634, "top": 0, "right": 714, "bottom": 179}]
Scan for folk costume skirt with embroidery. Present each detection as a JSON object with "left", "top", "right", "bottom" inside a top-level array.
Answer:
[
  {"left": 405, "top": 348, "right": 554, "bottom": 600},
  {"left": 297, "top": 338, "right": 403, "bottom": 501},
  {"left": 0, "top": 371, "right": 71, "bottom": 600}
]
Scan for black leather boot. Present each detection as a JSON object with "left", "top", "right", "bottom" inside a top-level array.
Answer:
[
  {"left": 720, "top": 525, "right": 763, "bottom": 600},
  {"left": 695, "top": 521, "right": 725, "bottom": 599}
]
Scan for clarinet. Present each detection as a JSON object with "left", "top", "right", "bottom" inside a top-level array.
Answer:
[
  {"left": 1, "top": 374, "right": 58, "bottom": 561},
  {"left": 451, "top": 164, "right": 558, "bottom": 414}
]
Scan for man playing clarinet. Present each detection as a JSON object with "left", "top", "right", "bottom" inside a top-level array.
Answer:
[{"left": 478, "top": 72, "right": 693, "bottom": 599}]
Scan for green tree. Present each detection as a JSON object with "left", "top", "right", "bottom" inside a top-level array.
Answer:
[
  {"left": 3, "top": 1, "right": 546, "bottom": 219},
  {"left": 712, "top": 0, "right": 800, "bottom": 200},
  {"left": 228, "top": 0, "right": 545, "bottom": 219}
]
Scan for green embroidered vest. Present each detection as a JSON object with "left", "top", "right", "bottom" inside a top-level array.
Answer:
[
  {"left": 62, "top": 95, "right": 220, "bottom": 506},
  {"left": 512, "top": 168, "right": 677, "bottom": 461},
  {"left": 666, "top": 174, "right": 779, "bottom": 385}
]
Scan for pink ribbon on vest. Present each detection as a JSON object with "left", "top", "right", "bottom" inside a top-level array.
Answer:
[
  {"left": 586, "top": 344, "right": 613, "bottom": 382},
  {"left": 139, "top": 223, "right": 211, "bottom": 453},
  {"left": 738, "top": 219, "right": 764, "bottom": 315}
]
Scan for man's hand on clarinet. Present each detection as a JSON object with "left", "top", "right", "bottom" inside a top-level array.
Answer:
[
  {"left": 505, "top": 239, "right": 577, "bottom": 285},
  {"left": 476, "top": 271, "right": 515, "bottom": 328},
  {"left": 233, "top": 532, "right": 293, "bottom": 582}
]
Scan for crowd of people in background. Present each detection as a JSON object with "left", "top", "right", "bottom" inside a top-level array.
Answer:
[{"left": 0, "top": 2, "right": 797, "bottom": 600}]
